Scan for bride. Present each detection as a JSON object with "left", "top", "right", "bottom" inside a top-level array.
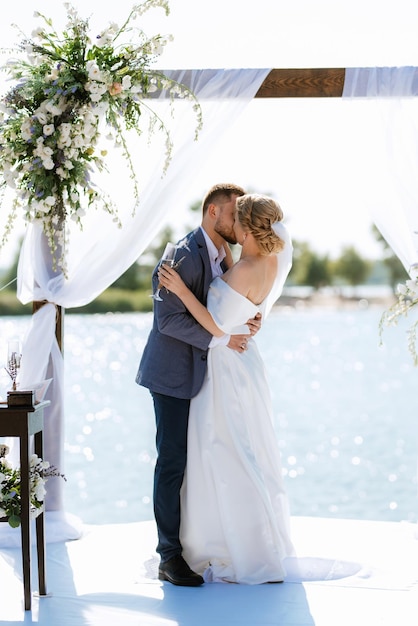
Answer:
[{"left": 158, "top": 193, "right": 295, "bottom": 584}]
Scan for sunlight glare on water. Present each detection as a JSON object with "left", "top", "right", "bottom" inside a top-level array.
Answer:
[{"left": 1, "top": 306, "right": 417, "bottom": 525}]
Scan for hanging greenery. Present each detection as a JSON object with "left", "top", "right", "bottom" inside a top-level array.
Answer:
[{"left": 0, "top": 1, "right": 202, "bottom": 275}]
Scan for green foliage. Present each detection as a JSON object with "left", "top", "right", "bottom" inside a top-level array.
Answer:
[
  {"left": 109, "top": 225, "right": 176, "bottom": 291},
  {"left": 0, "top": 291, "right": 32, "bottom": 316},
  {"left": 333, "top": 246, "right": 372, "bottom": 286},
  {"left": 371, "top": 224, "right": 408, "bottom": 290},
  {"left": 289, "top": 240, "right": 332, "bottom": 290},
  {"left": 69, "top": 289, "right": 153, "bottom": 314}
]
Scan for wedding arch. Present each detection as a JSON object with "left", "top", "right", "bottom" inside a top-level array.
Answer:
[{"left": 10, "top": 64, "right": 418, "bottom": 525}]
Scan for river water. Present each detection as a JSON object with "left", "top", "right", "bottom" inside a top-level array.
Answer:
[{"left": 1, "top": 303, "right": 417, "bottom": 525}]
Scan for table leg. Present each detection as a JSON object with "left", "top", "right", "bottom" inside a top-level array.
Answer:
[
  {"left": 19, "top": 433, "right": 31, "bottom": 611},
  {"left": 34, "top": 430, "right": 47, "bottom": 596}
]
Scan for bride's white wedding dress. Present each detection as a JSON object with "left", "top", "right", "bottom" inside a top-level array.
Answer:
[{"left": 180, "top": 238, "right": 295, "bottom": 584}]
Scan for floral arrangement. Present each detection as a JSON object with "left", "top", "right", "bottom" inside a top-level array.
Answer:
[
  {"left": 0, "top": 1, "right": 202, "bottom": 275},
  {"left": 0, "top": 443, "right": 66, "bottom": 528},
  {"left": 379, "top": 269, "right": 418, "bottom": 365}
]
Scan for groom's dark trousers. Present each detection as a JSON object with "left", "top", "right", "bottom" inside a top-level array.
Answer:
[{"left": 151, "top": 391, "right": 191, "bottom": 562}]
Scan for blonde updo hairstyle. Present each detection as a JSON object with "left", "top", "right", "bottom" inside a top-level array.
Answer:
[{"left": 236, "top": 193, "right": 285, "bottom": 255}]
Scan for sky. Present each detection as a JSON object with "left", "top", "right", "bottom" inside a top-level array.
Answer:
[{"left": 1, "top": 0, "right": 418, "bottom": 267}]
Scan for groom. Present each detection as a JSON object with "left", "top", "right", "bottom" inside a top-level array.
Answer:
[{"left": 136, "top": 183, "right": 260, "bottom": 586}]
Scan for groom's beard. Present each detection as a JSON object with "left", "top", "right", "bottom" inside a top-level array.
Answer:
[{"left": 214, "top": 222, "right": 237, "bottom": 246}]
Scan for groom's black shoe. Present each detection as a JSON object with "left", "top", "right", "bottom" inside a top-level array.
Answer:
[{"left": 158, "top": 555, "right": 204, "bottom": 586}]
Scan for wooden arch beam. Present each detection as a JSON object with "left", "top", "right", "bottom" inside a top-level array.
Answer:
[{"left": 255, "top": 68, "right": 345, "bottom": 98}]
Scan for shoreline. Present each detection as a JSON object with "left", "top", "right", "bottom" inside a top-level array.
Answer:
[{"left": 276, "top": 290, "right": 395, "bottom": 311}]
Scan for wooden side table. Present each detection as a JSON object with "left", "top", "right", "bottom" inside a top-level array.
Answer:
[{"left": 0, "top": 400, "right": 50, "bottom": 610}]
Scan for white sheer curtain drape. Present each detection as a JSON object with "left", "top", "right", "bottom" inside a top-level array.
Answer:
[
  {"left": 13, "top": 69, "right": 270, "bottom": 520},
  {"left": 342, "top": 67, "right": 418, "bottom": 275}
]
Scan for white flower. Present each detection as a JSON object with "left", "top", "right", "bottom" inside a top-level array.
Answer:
[
  {"left": 0, "top": 444, "right": 10, "bottom": 457},
  {"left": 0, "top": 1, "right": 202, "bottom": 278},
  {"left": 20, "top": 118, "right": 33, "bottom": 141},
  {"left": 3, "top": 170, "right": 17, "bottom": 188},
  {"left": 42, "top": 158, "right": 55, "bottom": 170},
  {"left": 31, "top": 27, "right": 44, "bottom": 39},
  {"left": 45, "top": 100, "right": 64, "bottom": 116},
  {"left": 405, "top": 279, "right": 418, "bottom": 297},
  {"left": 73, "top": 135, "right": 86, "bottom": 149},
  {"left": 35, "top": 111, "right": 48, "bottom": 125},
  {"left": 122, "top": 75, "right": 132, "bottom": 90},
  {"left": 86, "top": 60, "right": 106, "bottom": 83},
  {"left": 56, "top": 167, "right": 68, "bottom": 179},
  {"left": 47, "top": 67, "right": 60, "bottom": 81},
  {"left": 59, "top": 123, "right": 71, "bottom": 137}
]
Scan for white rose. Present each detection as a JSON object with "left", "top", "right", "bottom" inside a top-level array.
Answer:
[
  {"left": 86, "top": 60, "right": 106, "bottom": 83},
  {"left": 59, "top": 123, "right": 72, "bottom": 137},
  {"left": 73, "top": 136, "right": 85, "bottom": 148},
  {"left": 42, "top": 158, "right": 55, "bottom": 170},
  {"left": 43, "top": 124, "right": 55, "bottom": 136}
]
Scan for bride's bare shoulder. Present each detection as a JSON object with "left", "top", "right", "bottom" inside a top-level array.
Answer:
[{"left": 223, "top": 259, "right": 255, "bottom": 297}]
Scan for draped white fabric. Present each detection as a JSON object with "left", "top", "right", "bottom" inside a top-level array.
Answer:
[
  {"left": 13, "top": 68, "right": 270, "bottom": 515},
  {"left": 343, "top": 67, "right": 418, "bottom": 277}
]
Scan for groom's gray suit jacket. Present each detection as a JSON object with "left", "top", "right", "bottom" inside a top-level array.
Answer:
[{"left": 136, "top": 227, "right": 219, "bottom": 399}]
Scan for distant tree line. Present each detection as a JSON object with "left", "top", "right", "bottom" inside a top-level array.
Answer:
[{"left": 0, "top": 216, "right": 408, "bottom": 315}]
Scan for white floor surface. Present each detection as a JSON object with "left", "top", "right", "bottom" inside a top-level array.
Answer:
[{"left": 1, "top": 515, "right": 418, "bottom": 626}]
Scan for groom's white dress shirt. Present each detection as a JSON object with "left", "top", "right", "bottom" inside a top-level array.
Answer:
[{"left": 200, "top": 227, "right": 230, "bottom": 348}]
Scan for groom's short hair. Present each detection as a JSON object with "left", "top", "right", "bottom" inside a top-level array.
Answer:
[{"left": 202, "top": 183, "right": 245, "bottom": 215}]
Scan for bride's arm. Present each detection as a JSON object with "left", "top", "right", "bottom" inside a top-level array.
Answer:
[{"left": 158, "top": 265, "right": 224, "bottom": 337}]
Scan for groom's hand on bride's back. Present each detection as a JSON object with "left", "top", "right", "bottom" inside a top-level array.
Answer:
[
  {"left": 227, "top": 314, "right": 262, "bottom": 353},
  {"left": 228, "top": 334, "right": 251, "bottom": 353}
]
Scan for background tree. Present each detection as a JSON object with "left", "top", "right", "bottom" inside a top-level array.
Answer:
[
  {"left": 371, "top": 224, "right": 408, "bottom": 290},
  {"left": 109, "top": 225, "right": 176, "bottom": 291},
  {"left": 0, "top": 239, "right": 22, "bottom": 291},
  {"left": 289, "top": 240, "right": 332, "bottom": 289},
  {"left": 333, "top": 245, "right": 372, "bottom": 286}
]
